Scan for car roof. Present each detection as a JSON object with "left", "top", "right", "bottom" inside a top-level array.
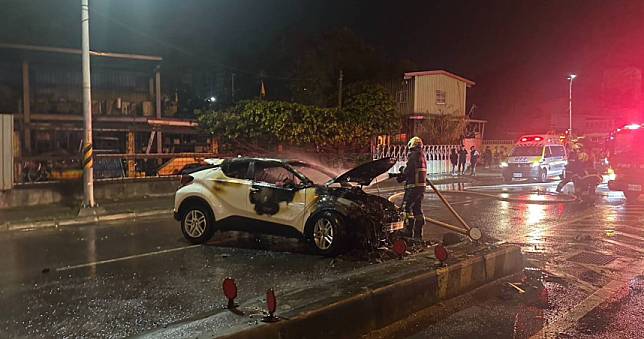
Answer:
[{"left": 221, "top": 157, "right": 310, "bottom": 165}]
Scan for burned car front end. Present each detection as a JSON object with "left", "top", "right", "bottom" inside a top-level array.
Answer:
[{"left": 313, "top": 157, "right": 404, "bottom": 248}]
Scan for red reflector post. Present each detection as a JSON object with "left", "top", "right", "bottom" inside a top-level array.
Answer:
[
  {"left": 262, "top": 288, "right": 280, "bottom": 322},
  {"left": 393, "top": 238, "right": 408, "bottom": 259},
  {"left": 434, "top": 244, "right": 449, "bottom": 264},
  {"left": 222, "top": 277, "right": 238, "bottom": 309}
]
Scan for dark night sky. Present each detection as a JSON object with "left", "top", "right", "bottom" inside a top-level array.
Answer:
[{"left": 2, "top": 0, "right": 644, "bottom": 137}]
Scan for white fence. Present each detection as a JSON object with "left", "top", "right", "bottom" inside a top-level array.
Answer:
[{"left": 372, "top": 144, "right": 460, "bottom": 175}]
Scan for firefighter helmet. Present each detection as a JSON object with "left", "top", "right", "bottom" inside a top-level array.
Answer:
[{"left": 407, "top": 136, "right": 423, "bottom": 149}]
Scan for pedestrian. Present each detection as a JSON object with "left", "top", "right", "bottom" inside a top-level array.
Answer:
[
  {"left": 450, "top": 148, "right": 458, "bottom": 175},
  {"left": 484, "top": 146, "right": 493, "bottom": 168},
  {"left": 457, "top": 146, "right": 468, "bottom": 175},
  {"left": 469, "top": 146, "right": 480, "bottom": 176},
  {"left": 396, "top": 136, "right": 427, "bottom": 240}
]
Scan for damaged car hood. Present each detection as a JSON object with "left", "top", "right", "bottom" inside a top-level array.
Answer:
[{"left": 328, "top": 157, "right": 396, "bottom": 186}]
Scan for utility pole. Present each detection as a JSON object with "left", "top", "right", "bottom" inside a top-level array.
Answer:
[
  {"left": 81, "top": 0, "right": 95, "bottom": 208},
  {"left": 338, "top": 69, "right": 343, "bottom": 109},
  {"left": 567, "top": 74, "right": 576, "bottom": 136},
  {"left": 231, "top": 73, "right": 236, "bottom": 103}
]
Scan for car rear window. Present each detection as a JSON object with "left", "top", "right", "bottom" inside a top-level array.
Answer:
[{"left": 221, "top": 159, "right": 251, "bottom": 179}]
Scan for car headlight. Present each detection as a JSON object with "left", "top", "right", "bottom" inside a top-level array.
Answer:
[
  {"left": 500, "top": 162, "right": 509, "bottom": 168},
  {"left": 531, "top": 160, "right": 541, "bottom": 167}
]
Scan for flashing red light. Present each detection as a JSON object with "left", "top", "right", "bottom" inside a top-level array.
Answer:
[
  {"left": 624, "top": 123, "right": 641, "bottom": 130},
  {"left": 534, "top": 137, "right": 543, "bottom": 141},
  {"left": 520, "top": 137, "right": 529, "bottom": 142}
]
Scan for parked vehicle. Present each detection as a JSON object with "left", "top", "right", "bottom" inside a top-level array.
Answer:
[
  {"left": 607, "top": 123, "right": 644, "bottom": 201},
  {"left": 501, "top": 135, "right": 567, "bottom": 183},
  {"left": 173, "top": 157, "right": 404, "bottom": 256}
]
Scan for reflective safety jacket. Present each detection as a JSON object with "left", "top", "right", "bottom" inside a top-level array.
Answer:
[{"left": 403, "top": 146, "right": 427, "bottom": 189}]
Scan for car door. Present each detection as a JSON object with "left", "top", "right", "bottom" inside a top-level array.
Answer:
[
  {"left": 248, "top": 160, "right": 308, "bottom": 232},
  {"left": 211, "top": 158, "right": 252, "bottom": 218},
  {"left": 549, "top": 145, "right": 566, "bottom": 176}
]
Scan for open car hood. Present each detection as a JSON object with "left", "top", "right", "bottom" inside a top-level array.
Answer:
[{"left": 328, "top": 157, "right": 396, "bottom": 186}]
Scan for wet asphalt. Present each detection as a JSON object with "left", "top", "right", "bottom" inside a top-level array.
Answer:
[{"left": 0, "top": 180, "right": 642, "bottom": 338}]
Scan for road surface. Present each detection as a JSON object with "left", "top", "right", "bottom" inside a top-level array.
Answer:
[{"left": 0, "top": 181, "right": 642, "bottom": 338}]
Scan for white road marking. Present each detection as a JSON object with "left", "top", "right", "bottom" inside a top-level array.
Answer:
[{"left": 56, "top": 244, "right": 201, "bottom": 272}]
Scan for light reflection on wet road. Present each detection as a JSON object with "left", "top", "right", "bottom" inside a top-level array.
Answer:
[
  {"left": 0, "top": 181, "right": 642, "bottom": 338},
  {"left": 405, "top": 182, "right": 644, "bottom": 339}
]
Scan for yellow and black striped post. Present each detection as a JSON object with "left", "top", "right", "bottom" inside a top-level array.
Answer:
[
  {"left": 82, "top": 143, "right": 93, "bottom": 170},
  {"left": 81, "top": 141, "right": 95, "bottom": 207}
]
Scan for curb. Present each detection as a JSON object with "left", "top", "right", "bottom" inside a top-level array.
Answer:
[
  {"left": 215, "top": 245, "right": 523, "bottom": 339},
  {"left": 1, "top": 209, "right": 172, "bottom": 232}
]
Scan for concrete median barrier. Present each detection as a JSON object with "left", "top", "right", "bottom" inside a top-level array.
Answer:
[{"left": 190, "top": 244, "right": 524, "bottom": 339}]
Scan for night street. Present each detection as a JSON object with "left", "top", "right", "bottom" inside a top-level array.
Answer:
[
  {"left": 1, "top": 181, "right": 642, "bottom": 338},
  {"left": 3, "top": 1, "right": 644, "bottom": 338}
]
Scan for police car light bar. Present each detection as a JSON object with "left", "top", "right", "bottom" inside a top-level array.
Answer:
[{"left": 624, "top": 123, "right": 642, "bottom": 130}]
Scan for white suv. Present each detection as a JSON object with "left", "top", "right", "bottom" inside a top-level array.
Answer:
[{"left": 173, "top": 157, "right": 403, "bottom": 256}]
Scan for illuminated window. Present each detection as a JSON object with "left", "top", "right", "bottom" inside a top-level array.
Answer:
[{"left": 436, "top": 90, "right": 446, "bottom": 105}]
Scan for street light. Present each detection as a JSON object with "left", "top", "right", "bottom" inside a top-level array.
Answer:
[{"left": 567, "top": 74, "right": 576, "bottom": 136}]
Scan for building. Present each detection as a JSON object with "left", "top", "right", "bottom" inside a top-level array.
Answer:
[
  {"left": 395, "top": 70, "right": 485, "bottom": 144},
  {"left": 0, "top": 43, "right": 216, "bottom": 183}
]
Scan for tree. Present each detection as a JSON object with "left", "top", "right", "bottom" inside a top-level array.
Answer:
[
  {"left": 421, "top": 106, "right": 468, "bottom": 145},
  {"left": 197, "top": 82, "right": 399, "bottom": 153}
]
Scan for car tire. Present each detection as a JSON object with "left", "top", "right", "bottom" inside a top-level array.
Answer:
[
  {"left": 624, "top": 191, "right": 640, "bottom": 202},
  {"left": 539, "top": 169, "right": 548, "bottom": 183},
  {"left": 307, "top": 211, "right": 347, "bottom": 257},
  {"left": 180, "top": 203, "right": 216, "bottom": 244}
]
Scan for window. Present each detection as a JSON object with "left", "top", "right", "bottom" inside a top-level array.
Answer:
[
  {"left": 551, "top": 146, "right": 566, "bottom": 157},
  {"left": 221, "top": 159, "right": 251, "bottom": 179},
  {"left": 436, "top": 90, "right": 446, "bottom": 105},
  {"left": 510, "top": 146, "right": 543, "bottom": 156},
  {"left": 290, "top": 164, "right": 334, "bottom": 185},
  {"left": 544, "top": 147, "right": 553, "bottom": 158},
  {"left": 253, "top": 162, "right": 301, "bottom": 187}
]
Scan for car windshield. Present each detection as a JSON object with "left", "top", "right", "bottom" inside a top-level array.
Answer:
[
  {"left": 510, "top": 146, "right": 543, "bottom": 156},
  {"left": 289, "top": 163, "right": 336, "bottom": 185}
]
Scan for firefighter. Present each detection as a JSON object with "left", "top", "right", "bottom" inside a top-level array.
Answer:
[
  {"left": 557, "top": 142, "right": 592, "bottom": 192},
  {"left": 397, "top": 136, "right": 427, "bottom": 239}
]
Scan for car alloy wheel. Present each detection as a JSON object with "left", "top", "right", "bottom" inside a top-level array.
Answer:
[
  {"left": 313, "top": 217, "right": 334, "bottom": 250},
  {"left": 184, "top": 209, "right": 207, "bottom": 238}
]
